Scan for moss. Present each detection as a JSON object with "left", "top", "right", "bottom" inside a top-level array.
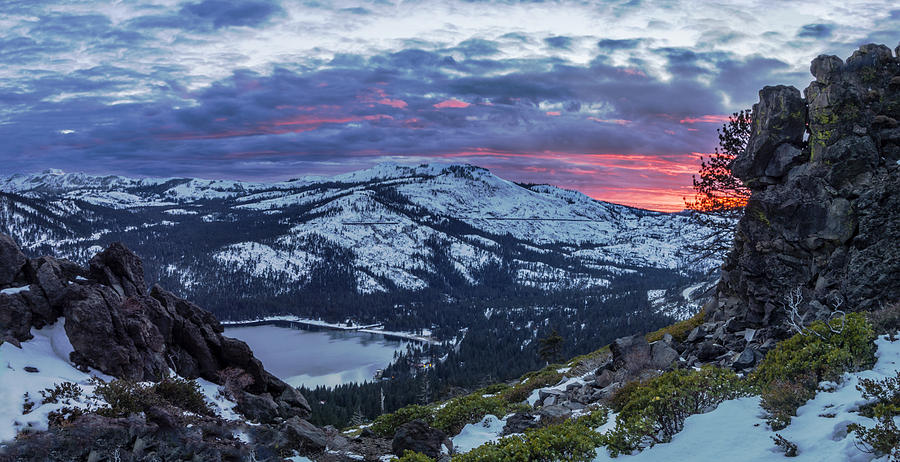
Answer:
[
  {"left": 753, "top": 209, "right": 771, "bottom": 226},
  {"left": 646, "top": 309, "right": 705, "bottom": 343}
]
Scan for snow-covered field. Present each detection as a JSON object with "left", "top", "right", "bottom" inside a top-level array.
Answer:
[
  {"left": 450, "top": 334, "right": 900, "bottom": 461},
  {"left": 589, "top": 334, "right": 900, "bottom": 461}
]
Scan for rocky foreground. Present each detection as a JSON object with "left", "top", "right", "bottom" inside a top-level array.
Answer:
[{"left": 0, "top": 234, "right": 338, "bottom": 461}]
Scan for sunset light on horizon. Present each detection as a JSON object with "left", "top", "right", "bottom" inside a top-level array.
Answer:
[{"left": 1, "top": 0, "right": 898, "bottom": 212}]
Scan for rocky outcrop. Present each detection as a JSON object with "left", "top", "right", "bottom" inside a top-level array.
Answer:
[
  {"left": 0, "top": 234, "right": 324, "bottom": 460},
  {"left": 392, "top": 419, "right": 452, "bottom": 460},
  {"left": 688, "top": 43, "right": 900, "bottom": 365}
]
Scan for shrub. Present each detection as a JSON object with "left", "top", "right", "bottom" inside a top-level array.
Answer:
[
  {"left": 601, "top": 366, "right": 749, "bottom": 455},
  {"left": 370, "top": 404, "right": 434, "bottom": 437},
  {"left": 152, "top": 377, "right": 214, "bottom": 416},
  {"left": 752, "top": 313, "right": 876, "bottom": 428},
  {"left": 608, "top": 380, "right": 643, "bottom": 413},
  {"left": 40, "top": 382, "right": 83, "bottom": 405},
  {"left": 433, "top": 395, "right": 509, "bottom": 435},
  {"left": 867, "top": 303, "right": 900, "bottom": 337},
  {"left": 92, "top": 379, "right": 158, "bottom": 417},
  {"left": 500, "top": 369, "right": 563, "bottom": 404},
  {"left": 394, "top": 450, "right": 436, "bottom": 462},
  {"left": 772, "top": 433, "right": 798, "bottom": 457},
  {"left": 848, "top": 370, "right": 900, "bottom": 460},
  {"left": 453, "top": 408, "right": 608, "bottom": 462},
  {"left": 759, "top": 373, "right": 817, "bottom": 430}
]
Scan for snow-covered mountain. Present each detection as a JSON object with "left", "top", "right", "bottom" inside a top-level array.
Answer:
[{"left": 0, "top": 163, "right": 715, "bottom": 321}]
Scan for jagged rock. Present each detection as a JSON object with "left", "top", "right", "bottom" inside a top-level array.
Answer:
[
  {"left": 392, "top": 419, "right": 451, "bottom": 459},
  {"left": 0, "top": 234, "right": 312, "bottom": 426},
  {"left": 702, "top": 44, "right": 900, "bottom": 359},
  {"left": 696, "top": 341, "right": 727, "bottom": 362},
  {"left": 733, "top": 85, "right": 807, "bottom": 183},
  {"left": 649, "top": 340, "right": 679, "bottom": 369},
  {"left": 610, "top": 334, "right": 651, "bottom": 372},
  {"left": 235, "top": 391, "right": 280, "bottom": 424},
  {"left": 0, "top": 234, "right": 26, "bottom": 287},
  {"left": 89, "top": 242, "right": 146, "bottom": 298},
  {"left": 280, "top": 417, "right": 328, "bottom": 452},
  {"left": 537, "top": 405, "right": 572, "bottom": 426},
  {"left": 0, "top": 290, "right": 34, "bottom": 341},
  {"left": 502, "top": 412, "right": 539, "bottom": 435},
  {"left": 731, "top": 348, "right": 758, "bottom": 370}
]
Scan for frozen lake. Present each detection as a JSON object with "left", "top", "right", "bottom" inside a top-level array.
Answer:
[{"left": 224, "top": 324, "right": 408, "bottom": 389}]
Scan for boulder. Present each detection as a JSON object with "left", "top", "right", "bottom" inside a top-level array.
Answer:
[
  {"left": 0, "top": 234, "right": 26, "bottom": 287},
  {"left": 537, "top": 405, "right": 572, "bottom": 426},
  {"left": 649, "top": 341, "right": 679, "bottom": 369},
  {"left": 392, "top": 419, "right": 451, "bottom": 459},
  {"left": 610, "top": 334, "right": 651, "bottom": 372},
  {"left": 502, "top": 412, "right": 539, "bottom": 435},
  {"left": 280, "top": 417, "right": 327, "bottom": 452}
]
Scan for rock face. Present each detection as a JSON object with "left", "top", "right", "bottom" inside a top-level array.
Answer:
[
  {"left": 700, "top": 43, "right": 900, "bottom": 359},
  {"left": 0, "top": 235, "right": 310, "bottom": 425}
]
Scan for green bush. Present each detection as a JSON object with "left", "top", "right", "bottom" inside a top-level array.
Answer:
[
  {"left": 453, "top": 408, "right": 608, "bottom": 462},
  {"left": 152, "top": 377, "right": 214, "bottom": 416},
  {"left": 393, "top": 450, "right": 436, "bottom": 462},
  {"left": 758, "top": 373, "right": 817, "bottom": 430},
  {"left": 848, "top": 370, "right": 900, "bottom": 460},
  {"left": 602, "top": 366, "right": 749, "bottom": 456},
  {"left": 752, "top": 313, "right": 876, "bottom": 428},
  {"left": 92, "top": 379, "right": 159, "bottom": 417},
  {"left": 433, "top": 394, "right": 509, "bottom": 435},
  {"left": 90, "top": 377, "right": 213, "bottom": 418},
  {"left": 500, "top": 369, "right": 563, "bottom": 404},
  {"left": 370, "top": 404, "right": 434, "bottom": 437}
]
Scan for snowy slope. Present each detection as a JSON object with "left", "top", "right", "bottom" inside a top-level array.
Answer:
[{"left": 0, "top": 164, "right": 716, "bottom": 307}]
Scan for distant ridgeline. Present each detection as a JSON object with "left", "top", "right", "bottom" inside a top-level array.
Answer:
[
  {"left": 0, "top": 163, "right": 713, "bottom": 341},
  {"left": 690, "top": 43, "right": 900, "bottom": 360}
]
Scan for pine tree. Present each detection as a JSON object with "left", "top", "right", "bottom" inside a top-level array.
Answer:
[
  {"left": 684, "top": 109, "right": 753, "bottom": 262},
  {"left": 538, "top": 329, "right": 564, "bottom": 365}
]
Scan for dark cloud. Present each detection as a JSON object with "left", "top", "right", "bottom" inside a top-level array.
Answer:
[
  {"left": 596, "top": 38, "right": 641, "bottom": 50},
  {"left": 544, "top": 36, "right": 573, "bottom": 49},
  {"left": 452, "top": 38, "right": 501, "bottom": 57},
  {"left": 797, "top": 23, "right": 834, "bottom": 39},
  {"left": 180, "top": 0, "right": 284, "bottom": 28}
]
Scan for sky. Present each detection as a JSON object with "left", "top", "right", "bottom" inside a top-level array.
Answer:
[{"left": 1, "top": 1, "right": 898, "bottom": 211}]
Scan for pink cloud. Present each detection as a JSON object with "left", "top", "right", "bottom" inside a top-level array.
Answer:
[
  {"left": 587, "top": 117, "right": 630, "bottom": 125},
  {"left": 546, "top": 111, "right": 561, "bottom": 116},
  {"left": 434, "top": 99, "right": 470, "bottom": 109},
  {"left": 679, "top": 114, "right": 730, "bottom": 124}
]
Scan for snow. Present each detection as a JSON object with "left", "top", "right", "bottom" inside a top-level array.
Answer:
[
  {"left": 0, "top": 162, "right": 724, "bottom": 295},
  {"left": 0, "top": 320, "right": 105, "bottom": 442},
  {"left": 452, "top": 414, "right": 508, "bottom": 453},
  {"left": 0, "top": 286, "right": 30, "bottom": 295},
  {"left": 592, "top": 334, "right": 900, "bottom": 461}
]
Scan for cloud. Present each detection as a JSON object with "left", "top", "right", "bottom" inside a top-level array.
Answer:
[
  {"left": 179, "top": 0, "right": 284, "bottom": 29},
  {"left": 797, "top": 23, "right": 835, "bottom": 39},
  {"left": 1, "top": 0, "right": 899, "bottom": 210},
  {"left": 596, "top": 38, "right": 642, "bottom": 50},
  {"left": 544, "top": 36, "right": 573, "bottom": 49}
]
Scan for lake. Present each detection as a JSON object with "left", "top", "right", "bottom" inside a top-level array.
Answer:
[{"left": 224, "top": 324, "right": 409, "bottom": 389}]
